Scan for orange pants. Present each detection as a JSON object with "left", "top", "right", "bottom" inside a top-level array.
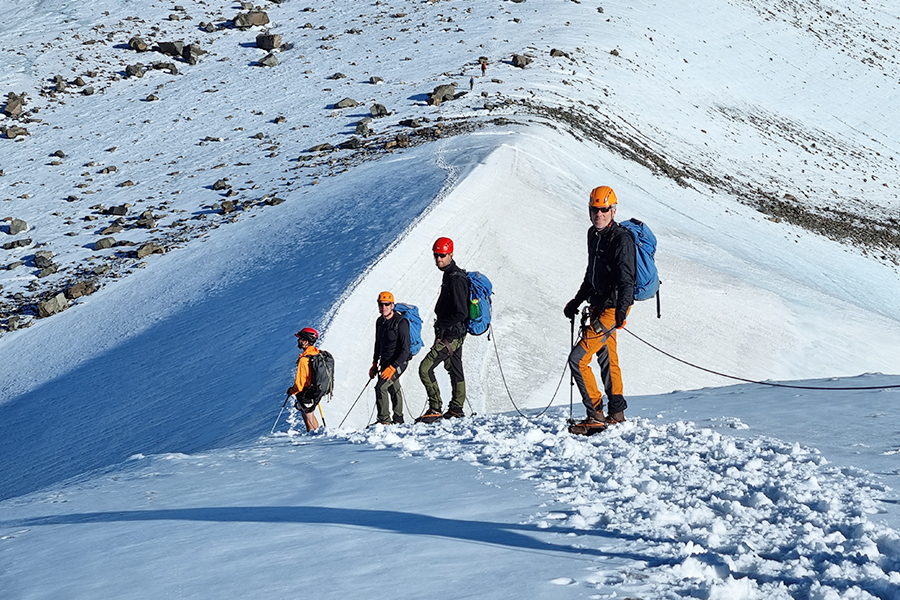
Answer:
[{"left": 567, "top": 307, "right": 627, "bottom": 419}]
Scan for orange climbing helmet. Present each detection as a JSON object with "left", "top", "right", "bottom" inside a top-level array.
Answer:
[{"left": 589, "top": 186, "right": 618, "bottom": 209}]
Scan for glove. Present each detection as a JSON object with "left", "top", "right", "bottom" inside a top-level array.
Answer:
[
  {"left": 615, "top": 309, "right": 627, "bottom": 329},
  {"left": 369, "top": 362, "right": 378, "bottom": 379},
  {"left": 380, "top": 365, "right": 396, "bottom": 380},
  {"left": 564, "top": 298, "right": 581, "bottom": 320}
]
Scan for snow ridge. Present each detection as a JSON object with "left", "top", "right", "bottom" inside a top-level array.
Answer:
[{"left": 322, "top": 414, "right": 900, "bottom": 599}]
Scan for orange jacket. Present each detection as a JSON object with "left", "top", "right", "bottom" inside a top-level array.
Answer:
[{"left": 288, "top": 346, "right": 320, "bottom": 395}]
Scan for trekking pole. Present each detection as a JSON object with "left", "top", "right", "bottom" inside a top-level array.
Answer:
[
  {"left": 569, "top": 317, "right": 575, "bottom": 421},
  {"left": 338, "top": 377, "right": 374, "bottom": 428},
  {"left": 270, "top": 394, "right": 292, "bottom": 435}
]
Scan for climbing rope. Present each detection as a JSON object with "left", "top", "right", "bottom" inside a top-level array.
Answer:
[
  {"left": 623, "top": 328, "right": 900, "bottom": 391},
  {"left": 490, "top": 325, "right": 570, "bottom": 419}
]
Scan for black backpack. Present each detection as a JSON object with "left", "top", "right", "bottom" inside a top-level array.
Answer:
[{"left": 297, "top": 350, "right": 335, "bottom": 411}]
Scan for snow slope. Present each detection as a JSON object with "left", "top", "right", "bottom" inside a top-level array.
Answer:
[{"left": 2, "top": 0, "right": 900, "bottom": 598}]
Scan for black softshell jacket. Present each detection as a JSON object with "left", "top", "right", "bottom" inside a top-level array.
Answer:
[
  {"left": 434, "top": 260, "right": 469, "bottom": 340},
  {"left": 574, "top": 221, "right": 637, "bottom": 315},
  {"left": 374, "top": 314, "right": 411, "bottom": 371}
]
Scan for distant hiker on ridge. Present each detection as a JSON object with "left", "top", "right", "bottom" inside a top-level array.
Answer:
[
  {"left": 417, "top": 237, "right": 470, "bottom": 423},
  {"left": 564, "top": 186, "right": 636, "bottom": 434},
  {"left": 287, "top": 327, "right": 323, "bottom": 432},
  {"left": 370, "top": 291, "right": 411, "bottom": 425},
  {"left": 469, "top": 75, "right": 474, "bottom": 91}
]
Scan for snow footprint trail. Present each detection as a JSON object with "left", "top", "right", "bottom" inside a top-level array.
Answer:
[{"left": 331, "top": 413, "right": 900, "bottom": 599}]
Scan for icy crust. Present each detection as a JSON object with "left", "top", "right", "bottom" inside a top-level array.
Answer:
[{"left": 323, "top": 414, "right": 900, "bottom": 599}]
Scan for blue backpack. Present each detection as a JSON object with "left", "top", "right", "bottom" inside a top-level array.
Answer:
[
  {"left": 393, "top": 303, "right": 424, "bottom": 355},
  {"left": 466, "top": 271, "right": 493, "bottom": 336},
  {"left": 619, "top": 218, "right": 660, "bottom": 308}
]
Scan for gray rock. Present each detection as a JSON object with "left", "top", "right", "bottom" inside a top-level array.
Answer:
[
  {"left": 511, "top": 53, "right": 533, "bottom": 68},
  {"left": 182, "top": 44, "right": 205, "bottom": 65},
  {"left": 94, "top": 237, "right": 116, "bottom": 250},
  {"left": 7, "top": 315, "right": 21, "bottom": 330},
  {"left": 66, "top": 280, "right": 98, "bottom": 300},
  {"left": 234, "top": 11, "right": 270, "bottom": 29},
  {"left": 38, "top": 293, "right": 68, "bottom": 318},
  {"left": 338, "top": 138, "right": 362, "bottom": 150},
  {"left": 9, "top": 218, "right": 27, "bottom": 235},
  {"left": 258, "top": 53, "right": 279, "bottom": 67},
  {"left": 82, "top": 86, "right": 95, "bottom": 96},
  {"left": 3, "top": 125, "right": 29, "bottom": 139},
  {"left": 105, "top": 204, "right": 129, "bottom": 216},
  {"left": 100, "top": 225, "right": 123, "bottom": 235},
  {"left": 369, "top": 76, "right": 384, "bottom": 84},
  {"left": 308, "top": 143, "right": 334, "bottom": 152},
  {"left": 6, "top": 261, "right": 24, "bottom": 270},
  {"left": 156, "top": 41, "right": 185, "bottom": 57},
  {"left": 129, "top": 36, "right": 149, "bottom": 52},
  {"left": 256, "top": 34, "right": 282, "bottom": 50},
  {"left": 355, "top": 121, "right": 371, "bottom": 136},
  {"left": 399, "top": 118, "right": 423, "bottom": 128},
  {"left": 330, "top": 72, "right": 347, "bottom": 80},
  {"left": 152, "top": 61, "right": 179, "bottom": 75},
  {"left": 136, "top": 242, "right": 164, "bottom": 259},
  {"left": 136, "top": 210, "right": 156, "bottom": 228},
  {"left": 213, "top": 179, "right": 231, "bottom": 190},
  {"left": 2, "top": 238, "right": 31, "bottom": 250},
  {"left": 550, "top": 48, "right": 569, "bottom": 58},
  {"left": 34, "top": 250, "right": 55, "bottom": 269},
  {"left": 429, "top": 84, "right": 456, "bottom": 105},
  {"left": 335, "top": 98, "right": 359, "bottom": 109},
  {"left": 37, "top": 264, "right": 58, "bottom": 278},
  {"left": 370, "top": 103, "right": 389, "bottom": 117},
  {"left": 2, "top": 92, "right": 26, "bottom": 118},
  {"left": 125, "top": 63, "right": 146, "bottom": 78}
]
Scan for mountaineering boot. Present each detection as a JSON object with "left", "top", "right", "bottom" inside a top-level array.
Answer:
[
  {"left": 568, "top": 415, "right": 608, "bottom": 436},
  {"left": 606, "top": 411, "right": 625, "bottom": 424},
  {"left": 392, "top": 414, "right": 405, "bottom": 425},
  {"left": 415, "top": 407, "right": 443, "bottom": 424},
  {"left": 443, "top": 406, "right": 465, "bottom": 419}
]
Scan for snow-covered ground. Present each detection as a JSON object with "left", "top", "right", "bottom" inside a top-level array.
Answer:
[{"left": 2, "top": 0, "right": 900, "bottom": 598}]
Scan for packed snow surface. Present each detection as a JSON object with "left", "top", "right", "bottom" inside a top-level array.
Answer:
[{"left": 1, "top": 0, "right": 900, "bottom": 598}]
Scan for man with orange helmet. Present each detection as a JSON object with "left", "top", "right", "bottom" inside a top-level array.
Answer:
[
  {"left": 370, "top": 291, "right": 411, "bottom": 425},
  {"left": 287, "top": 327, "right": 322, "bottom": 432},
  {"left": 564, "top": 186, "right": 636, "bottom": 433},
  {"left": 417, "top": 236, "right": 470, "bottom": 423}
]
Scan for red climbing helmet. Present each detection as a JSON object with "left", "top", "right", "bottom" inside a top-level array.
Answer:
[
  {"left": 432, "top": 237, "right": 454, "bottom": 254},
  {"left": 295, "top": 327, "right": 319, "bottom": 343}
]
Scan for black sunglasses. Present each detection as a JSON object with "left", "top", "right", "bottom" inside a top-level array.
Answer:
[
  {"left": 378, "top": 302, "right": 393, "bottom": 307},
  {"left": 590, "top": 206, "right": 614, "bottom": 214},
  {"left": 433, "top": 252, "right": 448, "bottom": 258}
]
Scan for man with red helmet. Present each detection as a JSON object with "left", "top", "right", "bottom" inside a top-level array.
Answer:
[
  {"left": 287, "top": 327, "right": 322, "bottom": 432},
  {"left": 564, "top": 186, "right": 636, "bottom": 433},
  {"left": 416, "top": 236, "right": 470, "bottom": 423}
]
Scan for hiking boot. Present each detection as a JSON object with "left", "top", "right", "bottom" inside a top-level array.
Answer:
[
  {"left": 369, "top": 419, "right": 392, "bottom": 427},
  {"left": 581, "top": 414, "right": 606, "bottom": 425},
  {"left": 568, "top": 415, "right": 608, "bottom": 436},
  {"left": 443, "top": 407, "right": 465, "bottom": 419},
  {"left": 606, "top": 411, "right": 625, "bottom": 424},
  {"left": 392, "top": 415, "right": 405, "bottom": 425},
  {"left": 415, "top": 409, "right": 443, "bottom": 424}
]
